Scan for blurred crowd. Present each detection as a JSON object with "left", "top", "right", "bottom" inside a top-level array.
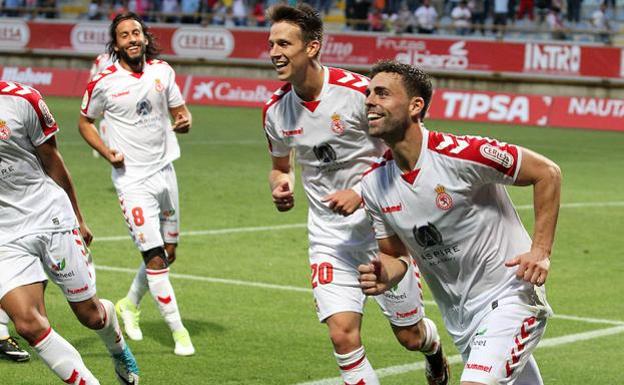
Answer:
[{"left": 0, "top": 0, "right": 619, "bottom": 43}]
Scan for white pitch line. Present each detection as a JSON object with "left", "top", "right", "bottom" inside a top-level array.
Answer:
[
  {"left": 294, "top": 325, "right": 624, "bottom": 385},
  {"left": 94, "top": 201, "right": 624, "bottom": 242},
  {"left": 95, "top": 265, "right": 624, "bottom": 327}
]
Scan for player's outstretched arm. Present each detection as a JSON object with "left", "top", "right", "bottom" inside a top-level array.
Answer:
[
  {"left": 359, "top": 235, "right": 410, "bottom": 295},
  {"left": 170, "top": 104, "right": 192, "bottom": 134},
  {"left": 505, "top": 147, "right": 562, "bottom": 286},
  {"left": 269, "top": 153, "right": 295, "bottom": 212},
  {"left": 78, "top": 115, "right": 124, "bottom": 168},
  {"left": 36, "top": 137, "right": 93, "bottom": 245}
]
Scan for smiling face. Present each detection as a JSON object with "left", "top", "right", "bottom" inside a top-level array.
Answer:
[
  {"left": 365, "top": 71, "right": 425, "bottom": 142},
  {"left": 114, "top": 19, "right": 148, "bottom": 67},
  {"left": 268, "top": 21, "right": 319, "bottom": 83}
]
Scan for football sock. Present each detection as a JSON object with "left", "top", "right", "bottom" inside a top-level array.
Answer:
[
  {"left": 32, "top": 328, "right": 100, "bottom": 385},
  {"left": 127, "top": 263, "right": 148, "bottom": 307},
  {"left": 146, "top": 268, "right": 184, "bottom": 332},
  {"left": 94, "top": 299, "right": 126, "bottom": 355},
  {"left": 334, "top": 346, "right": 380, "bottom": 385},
  {"left": 0, "top": 308, "right": 10, "bottom": 339},
  {"left": 421, "top": 317, "right": 441, "bottom": 355}
]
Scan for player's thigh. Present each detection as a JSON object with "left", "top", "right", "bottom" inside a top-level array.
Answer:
[
  {"left": 374, "top": 255, "right": 425, "bottom": 327},
  {"left": 0, "top": 235, "right": 48, "bottom": 303},
  {"left": 158, "top": 164, "right": 180, "bottom": 246},
  {"left": 461, "top": 304, "right": 547, "bottom": 385},
  {"left": 309, "top": 250, "right": 368, "bottom": 323},
  {"left": 40, "top": 229, "right": 97, "bottom": 303},
  {"left": 118, "top": 184, "right": 163, "bottom": 251}
]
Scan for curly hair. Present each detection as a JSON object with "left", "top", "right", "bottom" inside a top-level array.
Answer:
[
  {"left": 106, "top": 12, "right": 161, "bottom": 62},
  {"left": 370, "top": 60, "right": 433, "bottom": 120}
]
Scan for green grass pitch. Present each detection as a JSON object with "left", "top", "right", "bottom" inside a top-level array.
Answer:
[{"left": 1, "top": 97, "right": 623, "bottom": 384}]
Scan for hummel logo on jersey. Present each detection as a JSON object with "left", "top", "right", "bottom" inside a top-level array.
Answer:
[
  {"left": 282, "top": 127, "right": 303, "bottom": 137},
  {"left": 111, "top": 90, "right": 130, "bottom": 99},
  {"left": 382, "top": 203, "right": 402, "bottom": 213},
  {"left": 157, "top": 295, "right": 172, "bottom": 304}
]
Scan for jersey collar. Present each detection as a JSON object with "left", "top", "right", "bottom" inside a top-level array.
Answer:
[
  {"left": 292, "top": 66, "right": 329, "bottom": 113},
  {"left": 397, "top": 125, "right": 429, "bottom": 185}
]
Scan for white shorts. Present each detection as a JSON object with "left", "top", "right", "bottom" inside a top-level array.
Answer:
[
  {"left": 460, "top": 303, "right": 548, "bottom": 384},
  {"left": 0, "top": 229, "right": 96, "bottom": 302},
  {"left": 310, "top": 248, "right": 424, "bottom": 326},
  {"left": 117, "top": 164, "right": 180, "bottom": 251}
]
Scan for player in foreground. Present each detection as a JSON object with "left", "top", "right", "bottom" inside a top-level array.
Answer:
[
  {"left": 359, "top": 60, "right": 561, "bottom": 385},
  {"left": 263, "top": 5, "right": 449, "bottom": 384},
  {"left": 0, "top": 81, "right": 139, "bottom": 384},
  {"left": 78, "top": 12, "right": 194, "bottom": 356}
]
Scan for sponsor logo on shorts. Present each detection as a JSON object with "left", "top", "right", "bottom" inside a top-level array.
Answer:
[
  {"left": 166, "top": 231, "right": 179, "bottom": 238},
  {"left": 162, "top": 209, "right": 176, "bottom": 217},
  {"left": 51, "top": 258, "right": 66, "bottom": 271},
  {"left": 465, "top": 363, "right": 492, "bottom": 373},
  {"left": 395, "top": 307, "right": 419, "bottom": 319},
  {"left": 384, "top": 291, "right": 407, "bottom": 301},
  {"left": 67, "top": 284, "right": 89, "bottom": 295}
]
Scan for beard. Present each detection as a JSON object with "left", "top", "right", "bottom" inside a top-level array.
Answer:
[
  {"left": 369, "top": 112, "right": 410, "bottom": 142},
  {"left": 117, "top": 43, "right": 146, "bottom": 67}
]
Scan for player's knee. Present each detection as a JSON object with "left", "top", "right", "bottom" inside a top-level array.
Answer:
[
  {"left": 329, "top": 326, "right": 360, "bottom": 353},
  {"left": 394, "top": 321, "right": 426, "bottom": 351},
  {"left": 13, "top": 313, "right": 50, "bottom": 345},
  {"left": 142, "top": 246, "right": 168, "bottom": 269},
  {"left": 73, "top": 300, "right": 105, "bottom": 330},
  {"left": 164, "top": 244, "right": 176, "bottom": 265}
]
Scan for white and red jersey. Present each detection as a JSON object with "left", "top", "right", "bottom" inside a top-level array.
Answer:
[
  {"left": 263, "top": 67, "right": 386, "bottom": 253},
  {"left": 0, "top": 81, "right": 77, "bottom": 245},
  {"left": 80, "top": 59, "right": 185, "bottom": 189},
  {"left": 89, "top": 52, "right": 114, "bottom": 81},
  {"left": 361, "top": 126, "right": 551, "bottom": 352}
]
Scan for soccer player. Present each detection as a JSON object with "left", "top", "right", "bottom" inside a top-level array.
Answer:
[
  {"left": 0, "top": 80, "right": 139, "bottom": 384},
  {"left": 78, "top": 12, "right": 195, "bottom": 356},
  {"left": 87, "top": 52, "right": 114, "bottom": 158},
  {"left": 263, "top": 5, "right": 449, "bottom": 384},
  {"left": 359, "top": 60, "right": 561, "bottom": 385}
]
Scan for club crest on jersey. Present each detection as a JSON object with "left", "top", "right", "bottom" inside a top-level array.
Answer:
[
  {"left": 434, "top": 185, "right": 453, "bottom": 210},
  {"left": 330, "top": 113, "right": 345, "bottom": 135},
  {"left": 154, "top": 78, "right": 164, "bottom": 93},
  {"left": 0, "top": 120, "right": 10, "bottom": 140}
]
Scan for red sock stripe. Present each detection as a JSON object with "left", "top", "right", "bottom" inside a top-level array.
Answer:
[
  {"left": 64, "top": 369, "right": 79, "bottom": 384},
  {"left": 31, "top": 327, "right": 52, "bottom": 347},
  {"left": 344, "top": 380, "right": 366, "bottom": 385},
  {"left": 79, "top": 379, "right": 86, "bottom": 385},
  {"left": 339, "top": 354, "right": 366, "bottom": 371},
  {"left": 146, "top": 268, "right": 170, "bottom": 275}
]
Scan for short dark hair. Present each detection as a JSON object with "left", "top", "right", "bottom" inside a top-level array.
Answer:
[
  {"left": 370, "top": 60, "right": 433, "bottom": 120},
  {"left": 107, "top": 12, "right": 161, "bottom": 62},
  {"left": 267, "top": 3, "right": 323, "bottom": 45}
]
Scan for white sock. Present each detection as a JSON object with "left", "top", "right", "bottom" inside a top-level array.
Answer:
[
  {"left": 94, "top": 299, "right": 126, "bottom": 355},
  {"left": 0, "top": 308, "right": 10, "bottom": 339},
  {"left": 146, "top": 268, "right": 184, "bottom": 332},
  {"left": 32, "top": 328, "right": 100, "bottom": 385},
  {"left": 334, "top": 346, "right": 380, "bottom": 385},
  {"left": 127, "top": 263, "right": 148, "bottom": 307},
  {"left": 421, "top": 317, "right": 441, "bottom": 355}
]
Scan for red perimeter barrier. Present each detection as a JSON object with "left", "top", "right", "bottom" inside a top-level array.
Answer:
[
  {"left": 1, "top": 20, "right": 623, "bottom": 81},
  {"left": 0, "top": 65, "right": 621, "bottom": 131}
]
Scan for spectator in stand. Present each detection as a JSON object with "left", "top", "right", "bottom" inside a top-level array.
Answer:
[
  {"left": 468, "top": 0, "right": 486, "bottom": 34},
  {"left": 211, "top": 0, "right": 227, "bottom": 24},
  {"left": 87, "top": 0, "right": 104, "bottom": 19},
  {"left": 566, "top": 0, "right": 581, "bottom": 24},
  {"left": 369, "top": 7, "right": 386, "bottom": 30},
  {"left": 516, "top": 0, "right": 534, "bottom": 21},
  {"left": 492, "top": 0, "right": 508, "bottom": 37},
  {"left": 451, "top": 0, "right": 471, "bottom": 35},
  {"left": 110, "top": 0, "right": 129, "bottom": 20},
  {"left": 231, "top": 0, "right": 248, "bottom": 25},
  {"left": 391, "top": 2, "right": 415, "bottom": 33},
  {"left": 415, "top": 0, "right": 438, "bottom": 33},
  {"left": 128, "top": 0, "right": 148, "bottom": 18},
  {"left": 252, "top": 0, "right": 266, "bottom": 26},
  {"left": 37, "top": 0, "right": 57, "bottom": 18},
  {"left": 181, "top": 0, "right": 200, "bottom": 23},
  {"left": 161, "top": 0, "right": 179, "bottom": 22},
  {"left": 591, "top": 2, "right": 611, "bottom": 43},
  {"left": 351, "top": 0, "right": 373, "bottom": 30},
  {"left": 2, "top": 0, "right": 23, "bottom": 17},
  {"left": 547, "top": 4, "right": 567, "bottom": 39},
  {"left": 534, "top": 0, "right": 550, "bottom": 24}
]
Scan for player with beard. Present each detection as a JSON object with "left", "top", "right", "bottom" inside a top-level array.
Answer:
[
  {"left": 263, "top": 4, "right": 449, "bottom": 385},
  {"left": 78, "top": 12, "right": 195, "bottom": 356},
  {"left": 359, "top": 60, "right": 560, "bottom": 385}
]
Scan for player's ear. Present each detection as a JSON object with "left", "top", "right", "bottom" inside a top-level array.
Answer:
[
  {"left": 409, "top": 97, "right": 425, "bottom": 120},
  {"left": 306, "top": 40, "right": 321, "bottom": 58}
]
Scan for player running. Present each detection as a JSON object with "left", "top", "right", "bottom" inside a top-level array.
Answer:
[
  {"left": 263, "top": 5, "right": 449, "bottom": 384},
  {"left": 359, "top": 60, "right": 561, "bottom": 385},
  {"left": 78, "top": 12, "right": 194, "bottom": 356}
]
